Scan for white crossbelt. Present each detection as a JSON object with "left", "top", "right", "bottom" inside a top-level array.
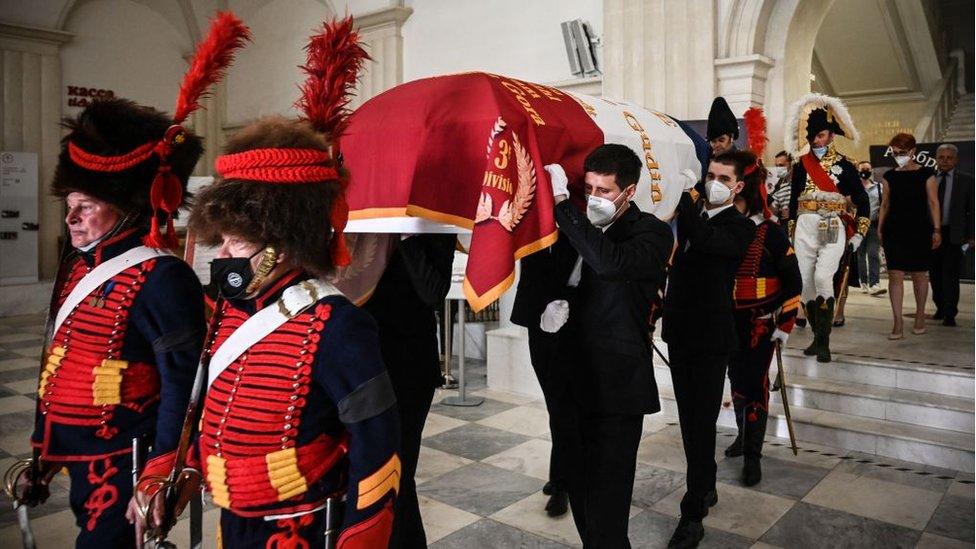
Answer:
[
  {"left": 206, "top": 279, "right": 343, "bottom": 390},
  {"left": 52, "top": 246, "right": 171, "bottom": 336}
]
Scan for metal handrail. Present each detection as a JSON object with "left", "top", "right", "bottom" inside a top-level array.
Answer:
[{"left": 914, "top": 56, "right": 961, "bottom": 142}]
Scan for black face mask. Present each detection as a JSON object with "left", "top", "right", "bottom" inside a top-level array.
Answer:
[
  {"left": 859, "top": 169, "right": 872, "bottom": 179},
  {"left": 210, "top": 249, "right": 262, "bottom": 298}
]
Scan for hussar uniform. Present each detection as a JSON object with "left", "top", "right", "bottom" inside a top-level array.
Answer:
[
  {"left": 786, "top": 94, "right": 870, "bottom": 362},
  {"left": 21, "top": 15, "right": 249, "bottom": 546},
  {"left": 175, "top": 18, "right": 401, "bottom": 548},
  {"left": 727, "top": 216, "right": 802, "bottom": 460}
]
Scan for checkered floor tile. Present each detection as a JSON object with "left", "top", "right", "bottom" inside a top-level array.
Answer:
[{"left": 0, "top": 313, "right": 972, "bottom": 547}]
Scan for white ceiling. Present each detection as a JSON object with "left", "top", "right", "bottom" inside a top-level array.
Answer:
[{"left": 813, "top": 0, "right": 942, "bottom": 101}]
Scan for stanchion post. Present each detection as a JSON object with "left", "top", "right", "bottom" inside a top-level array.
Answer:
[
  {"left": 442, "top": 300, "right": 457, "bottom": 389},
  {"left": 442, "top": 298, "right": 483, "bottom": 407}
]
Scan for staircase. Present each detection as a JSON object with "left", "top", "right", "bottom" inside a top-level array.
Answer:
[
  {"left": 943, "top": 93, "right": 974, "bottom": 142},
  {"left": 652, "top": 343, "right": 975, "bottom": 473}
]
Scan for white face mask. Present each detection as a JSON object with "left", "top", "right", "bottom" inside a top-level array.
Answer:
[
  {"left": 705, "top": 179, "right": 733, "bottom": 205},
  {"left": 772, "top": 166, "right": 788, "bottom": 179},
  {"left": 586, "top": 187, "right": 630, "bottom": 227},
  {"left": 894, "top": 154, "right": 911, "bottom": 168},
  {"left": 812, "top": 146, "right": 828, "bottom": 159}
]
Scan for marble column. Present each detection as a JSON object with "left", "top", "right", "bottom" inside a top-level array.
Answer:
[
  {"left": 602, "top": 0, "right": 716, "bottom": 119},
  {"left": 352, "top": 6, "right": 412, "bottom": 108},
  {"left": 0, "top": 22, "right": 73, "bottom": 280},
  {"left": 714, "top": 54, "right": 775, "bottom": 114}
]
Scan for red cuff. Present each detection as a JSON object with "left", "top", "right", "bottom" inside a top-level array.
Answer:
[
  {"left": 137, "top": 450, "right": 176, "bottom": 496},
  {"left": 336, "top": 501, "right": 394, "bottom": 549}
]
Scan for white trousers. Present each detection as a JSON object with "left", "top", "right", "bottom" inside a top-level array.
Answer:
[{"left": 794, "top": 214, "right": 845, "bottom": 301}]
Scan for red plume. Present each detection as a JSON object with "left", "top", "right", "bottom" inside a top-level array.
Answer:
[
  {"left": 295, "top": 17, "right": 369, "bottom": 268},
  {"left": 172, "top": 12, "right": 251, "bottom": 124},
  {"left": 296, "top": 17, "right": 370, "bottom": 138},
  {"left": 743, "top": 107, "right": 767, "bottom": 159},
  {"left": 743, "top": 107, "right": 773, "bottom": 219},
  {"left": 144, "top": 11, "right": 249, "bottom": 249}
]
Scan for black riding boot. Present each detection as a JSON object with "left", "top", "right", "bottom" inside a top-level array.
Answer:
[
  {"left": 802, "top": 299, "right": 819, "bottom": 356},
  {"left": 817, "top": 298, "right": 834, "bottom": 363},
  {"left": 725, "top": 402, "right": 744, "bottom": 457},
  {"left": 742, "top": 408, "right": 767, "bottom": 486}
]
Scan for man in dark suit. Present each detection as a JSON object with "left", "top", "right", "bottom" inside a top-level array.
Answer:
[
  {"left": 663, "top": 152, "right": 756, "bottom": 548},
  {"left": 546, "top": 144, "right": 674, "bottom": 547},
  {"left": 362, "top": 233, "right": 456, "bottom": 548},
  {"left": 930, "top": 144, "right": 974, "bottom": 326},
  {"left": 511, "top": 236, "right": 579, "bottom": 517}
]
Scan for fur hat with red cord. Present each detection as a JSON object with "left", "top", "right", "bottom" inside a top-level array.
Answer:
[
  {"left": 189, "top": 17, "right": 369, "bottom": 277},
  {"left": 52, "top": 12, "right": 250, "bottom": 249}
]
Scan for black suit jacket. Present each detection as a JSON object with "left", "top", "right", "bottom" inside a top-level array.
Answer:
[
  {"left": 511, "top": 236, "right": 579, "bottom": 329},
  {"left": 944, "top": 171, "right": 974, "bottom": 245},
  {"left": 554, "top": 200, "right": 674, "bottom": 415},
  {"left": 362, "top": 234, "right": 456, "bottom": 389},
  {"left": 663, "top": 195, "right": 755, "bottom": 355}
]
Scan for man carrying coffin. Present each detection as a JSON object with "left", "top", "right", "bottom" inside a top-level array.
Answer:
[{"left": 545, "top": 144, "right": 674, "bottom": 547}]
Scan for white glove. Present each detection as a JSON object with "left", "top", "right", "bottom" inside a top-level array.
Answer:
[
  {"left": 545, "top": 164, "right": 569, "bottom": 200},
  {"left": 540, "top": 300, "right": 570, "bottom": 333},
  {"left": 770, "top": 328, "right": 790, "bottom": 346},
  {"left": 849, "top": 233, "right": 863, "bottom": 252}
]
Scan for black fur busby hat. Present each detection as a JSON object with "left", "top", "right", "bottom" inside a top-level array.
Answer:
[
  {"left": 189, "top": 117, "right": 343, "bottom": 277},
  {"left": 189, "top": 17, "right": 368, "bottom": 277},
  {"left": 53, "top": 98, "right": 203, "bottom": 217},
  {"left": 52, "top": 12, "right": 249, "bottom": 249},
  {"left": 706, "top": 96, "right": 738, "bottom": 141}
]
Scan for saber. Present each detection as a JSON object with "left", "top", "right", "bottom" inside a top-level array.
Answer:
[
  {"left": 651, "top": 341, "right": 670, "bottom": 367},
  {"left": 323, "top": 496, "right": 340, "bottom": 549},
  {"left": 834, "top": 245, "right": 852, "bottom": 323},
  {"left": 132, "top": 438, "right": 144, "bottom": 549},
  {"left": 14, "top": 503, "right": 35, "bottom": 549},
  {"left": 774, "top": 340, "right": 798, "bottom": 455}
]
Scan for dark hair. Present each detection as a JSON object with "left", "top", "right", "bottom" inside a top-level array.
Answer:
[
  {"left": 889, "top": 132, "right": 916, "bottom": 150},
  {"left": 713, "top": 150, "right": 766, "bottom": 215},
  {"left": 189, "top": 116, "right": 341, "bottom": 276},
  {"left": 583, "top": 144, "right": 642, "bottom": 190},
  {"left": 775, "top": 150, "right": 791, "bottom": 162},
  {"left": 857, "top": 160, "right": 872, "bottom": 168}
]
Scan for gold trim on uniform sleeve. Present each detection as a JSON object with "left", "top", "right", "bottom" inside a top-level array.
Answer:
[
  {"left": 356, "top": 455, "right": 401, "bottom": 510},
  {"left": 857, "top": 216, "right": 870, "bottom": 236}
]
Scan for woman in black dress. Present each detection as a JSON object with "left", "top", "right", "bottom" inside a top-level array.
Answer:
[{"left": 878, "top": 133, "right": 941, "bottom": 338}]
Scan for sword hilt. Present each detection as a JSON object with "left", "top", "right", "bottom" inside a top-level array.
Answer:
[{"left": 3, "top": 458, "right": 51, "bottom": 508}]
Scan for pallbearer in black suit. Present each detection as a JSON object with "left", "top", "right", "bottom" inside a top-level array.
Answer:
[
  {"left": 546, "top": 145, "right": 674, "bottom": 547},
  {"left": 511, "top": 236, "right": 578, "bottom": 517},
  {"left": 362, "top": 233, "right": 455, "bottom": 547},
  {"left": 723, "top": 150, "right": 802, "bottom": 487},
  {"left": 664, "top": 152, "right": 756, "bottom": 549}
]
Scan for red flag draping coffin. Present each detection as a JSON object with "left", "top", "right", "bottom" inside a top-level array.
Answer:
[{"left": 342, "top": 72, "right": 700, "bottom": 311}]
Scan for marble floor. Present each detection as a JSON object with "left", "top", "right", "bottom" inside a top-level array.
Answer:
[{"left": 0, "top": 283, "right": 973, "bottom": 548}]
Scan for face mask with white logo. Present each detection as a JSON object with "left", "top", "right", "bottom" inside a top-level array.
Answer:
[
  {"left": 705, "top": 180, "right": 734, "bottom": 205},
  {"left": 894, "top": 155, "right": 911, "bottom": 168},
  {"left": 586, "top": 187, "right": 630, "bottom": 227},
  {"left": 812, "top": 146, "right": 828, "bottom": 159}
]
